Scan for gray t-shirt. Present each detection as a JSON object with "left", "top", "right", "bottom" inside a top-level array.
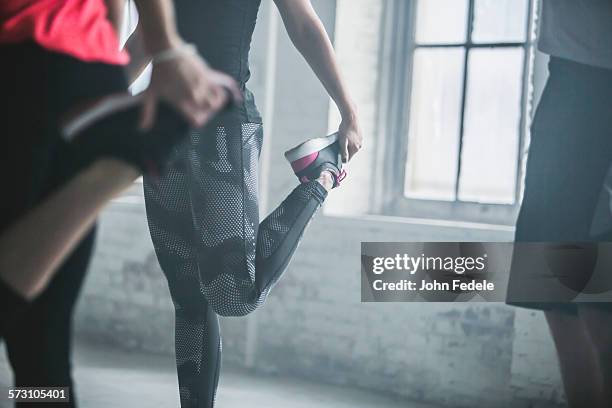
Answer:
[{"left": 539, "top": 0, "right": 612, "bottom": 69}]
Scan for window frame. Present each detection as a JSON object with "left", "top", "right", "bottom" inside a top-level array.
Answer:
[{"left": 373, "top": 0, "right": 537, "bottom": 226}]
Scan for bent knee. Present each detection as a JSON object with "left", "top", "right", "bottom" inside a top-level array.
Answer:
[
  {"left": 202, "top": 274, "right": 268, "bottom": 317},
  {"left": 174, "top": 292, "right": 258, "bottom": 318},
  {"left": 209, "top": 300, "right": 258, "bottom": 317},
  {"left": 205, "top": 287, "right": 264, "bottom": 317}
]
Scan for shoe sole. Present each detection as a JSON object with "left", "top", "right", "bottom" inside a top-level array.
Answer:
[
  {"left": 60, "top": 93, "right": 144, "bottom": 142},
  {"left": 284, "top": 132, "right": 339, "bottom": 162}
]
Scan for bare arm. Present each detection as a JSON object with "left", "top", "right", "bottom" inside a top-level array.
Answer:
[
  {"left": 129, "top": 0, "right": 242, "bottom": 128},
  {"left": 105, "top": 0, "right": 125, "bottom": 31},
  {"left": 131, "top": 0, "right": 182, "bottom": 54},
  {"left": 123, "top": 26, "right": 153, "bottom": 85},
  {"left": 274, "top": 0, "right": 362, "bottom": 162},
  {"left": 104, "top": 1, "right": 148, "bottom": 83}
]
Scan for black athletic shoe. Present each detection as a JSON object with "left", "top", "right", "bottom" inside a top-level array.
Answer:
[
  {"left": 284, "top": 133, "right": 346, "bottom": 188},
  {"left": 59, "top": 93, "right": 190, "bottom": 178}
]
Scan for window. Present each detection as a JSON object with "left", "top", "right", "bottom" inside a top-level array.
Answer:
[{"left": 378, "top": 0, "right": 538, "bottom": 225}]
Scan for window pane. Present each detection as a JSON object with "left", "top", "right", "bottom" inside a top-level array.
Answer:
[
  {"left": 415, "top": 0, "right": 469, "bottom": 44},
  {"left": 405, "top": 48, "right": 465, "bottom": 201},
  {"left": 472, "top": 0, "right": 529, "bottom": 43},
  {"left": 458, "top": 48, "right": 524, "bottom": 204}
]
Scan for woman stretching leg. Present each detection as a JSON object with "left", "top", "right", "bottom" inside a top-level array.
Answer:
[{"left": 142, "top": 0, "right": 362, "bottom": 406}]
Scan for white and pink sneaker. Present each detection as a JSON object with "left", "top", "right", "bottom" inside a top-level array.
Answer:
[{"left": 284, "top": 133, "right": 346, "bottom": 188}]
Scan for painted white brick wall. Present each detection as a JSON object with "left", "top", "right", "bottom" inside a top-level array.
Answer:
[{"left": 325, "top": 0, "right": 385, "bottom": 215}]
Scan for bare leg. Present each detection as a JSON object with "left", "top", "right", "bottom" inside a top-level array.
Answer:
[
  {"left": 545, "top": 310, "right": 606, "bottom": 408},
  {"left": 0, "top": 159, "right": 139, "bottom": 299},
  {"left": 579, "top": 306, "right": 612, "bottom": 407}
]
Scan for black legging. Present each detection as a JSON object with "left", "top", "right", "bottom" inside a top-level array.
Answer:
[
  {"left": 4, "top": 230, "right": 95, "bottom": 408},
  {"left": 144, "top": 120, "right": 327, "bottom": 407}
]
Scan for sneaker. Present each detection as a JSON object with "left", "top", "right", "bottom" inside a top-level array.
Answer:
[
  {"left": 59, "top": 93, "right": 190, "bottom": 178},
  {"left": 284, "top": 132, "right": 346, "bottom": 188}
]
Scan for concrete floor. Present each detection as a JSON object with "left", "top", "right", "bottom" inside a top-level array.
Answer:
[{"left": 0, "top": 341, "right": 436, "bottom": 408}]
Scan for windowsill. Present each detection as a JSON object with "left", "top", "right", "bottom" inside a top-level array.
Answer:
[
  {"left": 322, "top": 211, "right": 516, "bottom": 233},
  {"left": 109, "top": 187, "right": 516, "bottom": 234}
]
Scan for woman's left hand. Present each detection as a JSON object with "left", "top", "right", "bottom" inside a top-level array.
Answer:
[{"left": 338, "top": 114, "right": 363, "bottom": 163}]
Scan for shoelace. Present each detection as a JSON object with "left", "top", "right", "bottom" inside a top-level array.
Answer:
[
  {"left": 299, "top": 169, "right": 347, "bottom": 188},
  {"left": 334, "top": 169, "right": 347, "bottom": 187}
]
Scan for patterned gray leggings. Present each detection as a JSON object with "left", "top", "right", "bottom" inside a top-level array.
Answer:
[{"left": 143, "top": 120, "right": 327, "bottom": 407}]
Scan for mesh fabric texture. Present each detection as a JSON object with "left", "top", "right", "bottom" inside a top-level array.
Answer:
[{"left": 144, "top": 121, "right": 327, "bottom": 407}]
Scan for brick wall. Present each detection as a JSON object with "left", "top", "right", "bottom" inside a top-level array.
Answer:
[{"left": 74, "top": 1, "right": 565, "bottom": 407}]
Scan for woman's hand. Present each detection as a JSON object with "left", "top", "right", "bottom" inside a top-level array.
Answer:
[
  {"left": 338, "top": 112, "right": 363, "bottom": 163},
  {"left": 130, "top": 0, "right": 242, "bottom": 130},
  {"left": 140, "top": 49, "right": 242, "bottom": 130}
]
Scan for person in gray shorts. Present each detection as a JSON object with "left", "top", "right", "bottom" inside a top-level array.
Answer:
[{"left": 508, "top": 1, "right": 612, "bottom": 406}]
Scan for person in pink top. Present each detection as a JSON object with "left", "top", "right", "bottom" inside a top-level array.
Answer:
[{"left": 0, "top": 1, "right": 241, "bottom": 405}]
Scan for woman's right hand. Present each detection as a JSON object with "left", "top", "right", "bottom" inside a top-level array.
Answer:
[
  {"left": 140, "top": 44, "right": 243, "bottom": 130},
  {"left": 130, "top": 0, "right": 242, "bottom": 130}
]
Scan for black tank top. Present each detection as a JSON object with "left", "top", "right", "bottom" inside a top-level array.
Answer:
[{"left": 174, "top": 0, "right": 263, "bottom": 123}]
